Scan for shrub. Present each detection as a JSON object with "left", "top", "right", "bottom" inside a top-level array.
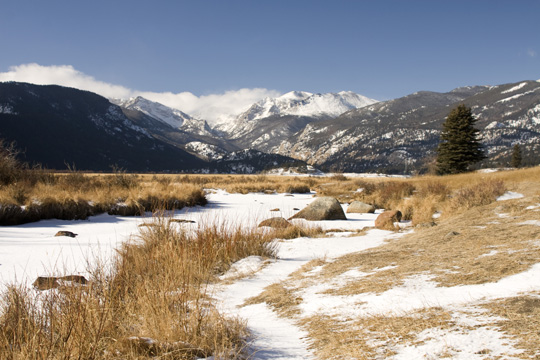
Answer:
[
  {"left": 285, "top": 184, "right": 311, "bottom": 194},
  {"left": 450, "top": 180, "right": 506, "bottom": 210}
]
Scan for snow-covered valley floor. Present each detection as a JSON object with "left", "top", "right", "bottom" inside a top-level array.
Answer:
[{"left": 1, "top": 190, "right": 539, "bottom": 359}]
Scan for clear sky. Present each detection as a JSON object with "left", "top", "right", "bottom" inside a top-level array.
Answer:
[{"left": 0, "top": 0, "right": 538, "bottom": 121}]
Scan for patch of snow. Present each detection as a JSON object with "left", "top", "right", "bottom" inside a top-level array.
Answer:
[
  {"left": 389, "top": 318, "right": 523, "bottom": 360},
  {"left": 478, "top": 250, "right": 499, "bottom": 258},
  {"left": 496, "top": 191, "right": 524, "bottom": 201},
  {"left": 519, "top": 220, "right": 540, "bottom": 226},
  {"left": 0, "top": 104, "right": 17, "bottom": 115},
  {"left": 496, "top": 87, "right": 540, "bottom": 103},
  {"left": 501, "top": 82, "right": 528, "bottom": 94},
  {"left": 219, "top": 256, "right": 268, "bottom": 280}
]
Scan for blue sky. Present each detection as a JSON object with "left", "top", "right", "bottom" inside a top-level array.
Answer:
[{"left": 0, "top": 0, "right": 538, "bottom": 120}]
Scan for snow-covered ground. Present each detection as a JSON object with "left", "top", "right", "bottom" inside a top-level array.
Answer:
[{"left": 0, "top": 190, "right": 537, "bottom": 359}]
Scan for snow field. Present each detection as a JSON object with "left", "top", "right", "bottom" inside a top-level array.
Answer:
[{"left": 1, "top": 189, "right": 539, "bottom": 359}]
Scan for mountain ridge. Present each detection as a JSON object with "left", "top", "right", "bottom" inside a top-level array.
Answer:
[{"left": 1, "top": 80, "right": 539, "bottom": 173}]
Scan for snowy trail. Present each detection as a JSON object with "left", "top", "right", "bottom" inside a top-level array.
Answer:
[{"left": 213, "top": 225, "right": 403, "bottom": 359}]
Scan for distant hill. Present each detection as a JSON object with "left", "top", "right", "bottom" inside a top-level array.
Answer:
[
  {"left": 275, "top": 82, "right": 540, "bottom": 173},
  {"left": 0, "top": 82, "right": 303, "bottom": 173}
]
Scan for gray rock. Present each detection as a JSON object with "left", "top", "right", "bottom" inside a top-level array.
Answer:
[
  {"left": 289, "top": 197, "right": 347, "bottom": 221},
  {"left": 346, "top": 201, "right": 375, "bottom": 214}
]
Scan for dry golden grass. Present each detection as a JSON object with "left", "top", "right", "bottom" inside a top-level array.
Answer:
[
  {"left": 2, "top": 163, "right": 540, "bottom": 358},
  {"left": 241, "top": 167, "right": 540, "bottom": 358},
  {"left": 482, "top": 293, "right": 540, "bottom": 359},
  {"left": 300, "top": 307, "right": 456, "bottom": 359},
  {"left": 0, "top": 172, "right": 207, "bottom": 224},
  {"left": 0, "top": 215, "right": 291, "bottom": 359},
  {"left": 297, "top": 196, "right": 540, "bottom": 298}
]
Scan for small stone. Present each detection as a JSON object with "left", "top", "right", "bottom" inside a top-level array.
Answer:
[
  {"left": 169, "top": 219, "right": 196, "bottom": 224},
  {"left": 258, "top": 217, "right": 292, "bottom": 229},
  {"left": 54, "top": 231, "right": 77, "bottom": 238}
]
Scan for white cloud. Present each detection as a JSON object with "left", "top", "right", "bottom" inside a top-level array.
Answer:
[
  {"left": 527, "top": 49, "right": 537, "bottom": 58},
  {"left": 0, "top": 63, "right": 280, "bottom": 124}
]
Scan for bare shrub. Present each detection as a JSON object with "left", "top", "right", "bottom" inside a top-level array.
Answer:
[
  {"left": 271, "top": 223, "right": 324, "bottom": 240},
  {"left": 285, "top": 184, "right": 311, "bottom": 194},
  {"left": 0, "top": 140, "right": 23, "bottom": 185}
]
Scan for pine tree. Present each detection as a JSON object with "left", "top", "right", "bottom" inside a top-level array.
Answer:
[
  {"left": 436, "top": 104, "right": 485, "bottom": 175},
  {"left": 511, "top": 143, "right": 522, "bottom": 168}
]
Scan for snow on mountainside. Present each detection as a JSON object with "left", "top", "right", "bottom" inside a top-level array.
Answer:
[
  {"left": 112, "top": 96, "right": 212, "bottom": 136},
  {"left": 219, "top": 91, "right": 377, "bottom": 141},
  {"left": 276, "top": 81, "right": 540, "bottom": 173},
  {"left": 234, "top": 90, "right": 376, "bottom": 123}
]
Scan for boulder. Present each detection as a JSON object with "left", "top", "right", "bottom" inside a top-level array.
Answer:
[
  {"left": 288, "top": 197, "right": 346, "bottom": 221},
  {"left": 258, "top": 217, "right": 292, "bottom": 229},
  {"left": 346, "top": 201, "right": 375, "bottom": 214},
  {"left": 375, "top": 210, "right": 402, "bottom": 229}
]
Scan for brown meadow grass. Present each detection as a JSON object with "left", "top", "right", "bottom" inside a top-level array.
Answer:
[
  {"left": 240, "top": 166, "right": 540, "bottom": 358},
  {"left": 1, "top": 164, "right": 540, "bottom": 358},
  {"left": 0, "top": 216, "right": 286, "bottom": 359}
]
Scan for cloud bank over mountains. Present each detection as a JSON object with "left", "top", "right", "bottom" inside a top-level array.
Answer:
[{"left": 0, "top": 63, "right": 281, "bottom": 124}]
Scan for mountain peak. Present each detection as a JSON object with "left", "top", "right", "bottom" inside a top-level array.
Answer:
[
  {"left": 278, "top": 91, "right": 313, "bottom": 101},
  {"left": 111, "top": 96, "right": 213, "bottom": 136}
]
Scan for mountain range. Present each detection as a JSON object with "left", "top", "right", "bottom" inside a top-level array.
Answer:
[{"left": 0, "top": 80, "right": 539, "bottom": 173}]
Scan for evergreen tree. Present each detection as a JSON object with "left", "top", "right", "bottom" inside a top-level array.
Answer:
[
  {"left": 511, "top": 143, "right": 522, "bottom": 168},
  {"left": 436, "top": 104, "right": 485, "bottom": 175}
]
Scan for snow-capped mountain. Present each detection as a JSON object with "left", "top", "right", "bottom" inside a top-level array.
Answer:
[
  {"left": 112, "top": 96, "right": 212, "bottom": 136},
  {"left": 277, "top": 81, "right": 540, "bottom": 173},
  {"left": 3, "top": 80, "right": 539, "bottom": 174},
  {"left": 215, "top": 91, "right": 378, "bottom": 153},
  {"left": 220, "top": 91, "right": 377, "bottom": 136},
  {"left": 241, "top": 90, "right": 377, "bottom": 121}
]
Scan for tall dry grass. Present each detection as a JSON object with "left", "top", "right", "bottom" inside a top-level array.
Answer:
[
  {"left": 0, "top": 216, "right": 283, "bottom": 359},
  {"left": 0, "top": 171, "right": 207, "bottom": 225}
]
